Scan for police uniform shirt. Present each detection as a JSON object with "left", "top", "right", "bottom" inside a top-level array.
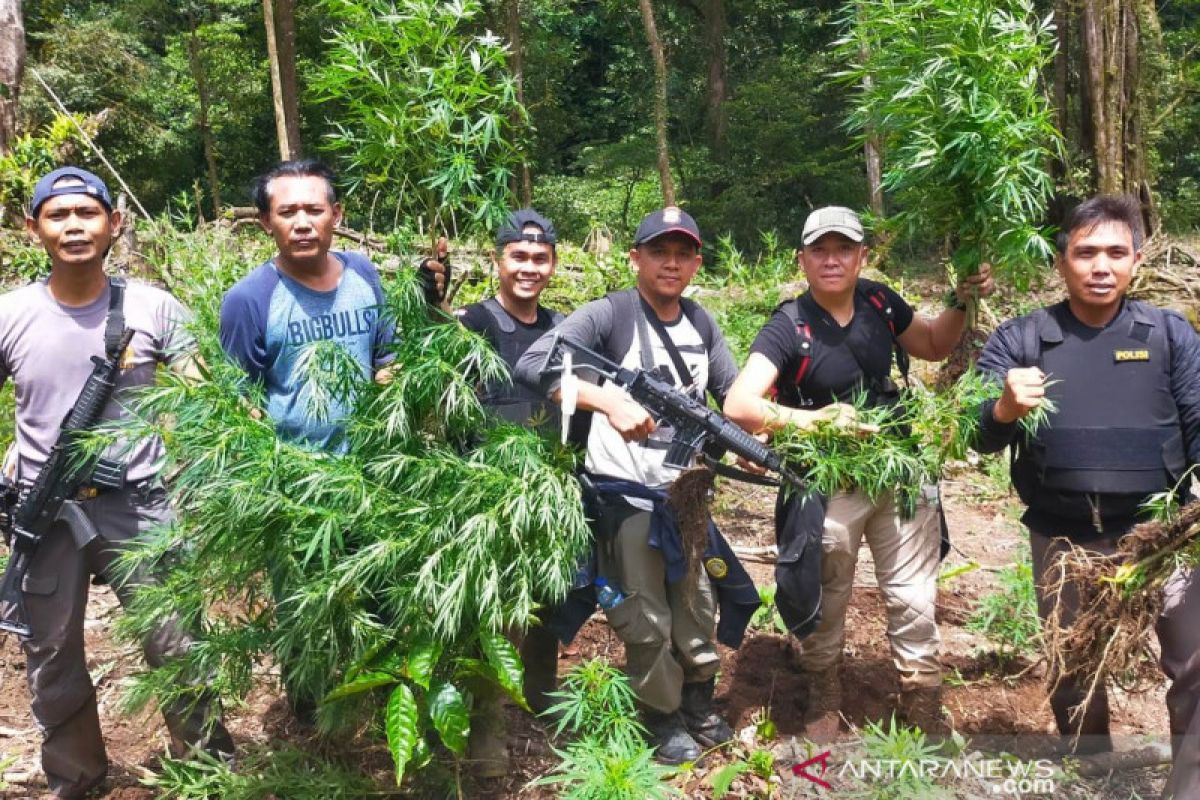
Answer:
[{"left": 749, "top": 283, "right": 914, "bottom": 409}]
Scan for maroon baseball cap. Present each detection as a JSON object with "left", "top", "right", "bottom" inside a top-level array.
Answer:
[{"left": 633, "top": 206, "right": 702, "bottom": 248}]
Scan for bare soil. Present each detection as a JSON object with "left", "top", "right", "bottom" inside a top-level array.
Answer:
[{"left": 0, "top": 475, "right": 1174, "bottom": 799}]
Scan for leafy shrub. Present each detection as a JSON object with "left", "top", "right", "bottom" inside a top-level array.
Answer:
[{"left": 967, "top": 554, "right": 1041, "bottom": 665}]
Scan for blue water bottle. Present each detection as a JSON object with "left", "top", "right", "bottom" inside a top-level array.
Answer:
[{"left": 595, "top": 576, "right": 626, "bottom": 610}]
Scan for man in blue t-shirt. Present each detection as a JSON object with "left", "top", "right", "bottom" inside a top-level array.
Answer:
[{"left": 220, "top": 159, "right": 443, "bottom": 450}]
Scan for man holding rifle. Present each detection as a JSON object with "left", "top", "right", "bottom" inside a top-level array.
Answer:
[
  {"left": 0, "top": 167, "right": 231, "bottom": 798},
  {"left": 515, "top": 207, "right": 752, "bottom": 765}
]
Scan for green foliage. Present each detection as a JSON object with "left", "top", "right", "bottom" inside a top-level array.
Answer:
[
  {"left": 141, "top": 745, "right": 376, "bottom": 799},
  {"left": 749, "top": 583, "right": 788, "bottom": 636},
  {"left": 859, "top": 716, "right": 955, "bottom": 799},
  {"left": 837, "top": 0, "right": 1063, "bottom": 287},
  {"left": 537, "top": 660, "right": 679, "bottom": 800},
  {"left": 967, "top": 554, "right": 1041, "bottom": 665},
  {"left": 312, "top": 0, "right": 525, "bottom": 238},
  {"left": 101, "top": 222, "right": 590, "bottom": 786},
  {"left": 773, "top": 369, "right": 997, "bottom": 512},
  {"left": 0, "top": 113, "right": 89, "bottom": 227}
]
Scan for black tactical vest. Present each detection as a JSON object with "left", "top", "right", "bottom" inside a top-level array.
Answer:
[
  {"left": 477, "top": 297, "right": 564, "bottom": 427},
  {"left": 1012, "top": 300, "right": 1186, "bottom": 527}
]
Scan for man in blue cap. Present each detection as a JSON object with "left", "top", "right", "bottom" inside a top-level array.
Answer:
[
  {"left": 1, "top": 166, "right": 231, "bottom": 797},
  {"left": 515, "top": 207, "right": 746, "bottom": 765}
]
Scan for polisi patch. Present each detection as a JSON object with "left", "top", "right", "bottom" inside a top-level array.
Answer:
[
  {"left": 662, "top": 206, "right": 682, "bottom": 224},
  {"left": 1114, "top": 349, "right": 1151, "bottom": 363}
]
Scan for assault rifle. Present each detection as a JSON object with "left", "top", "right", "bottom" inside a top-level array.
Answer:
[
  {"left": 539, "top": 333, "right": 801, "bottom": 487},
  {"left": 0, "top": 328, "right": 135, "bottom": 637}
]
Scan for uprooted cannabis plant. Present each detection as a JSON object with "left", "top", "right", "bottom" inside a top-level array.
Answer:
[
  {"left": 98, "top": 229, "right": 591, "bottom": 786},
  {"left": 772, "top": 369, "right": 1055, "bottom": 513}
]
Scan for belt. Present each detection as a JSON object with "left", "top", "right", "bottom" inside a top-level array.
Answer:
[{"left": 74, "top": 476, "right": 155, "bottom": 502}]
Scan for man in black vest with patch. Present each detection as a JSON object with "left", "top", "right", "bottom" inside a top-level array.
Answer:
[
  {"left": 725, "top": 205, "right": 993, "bottom": 737},
  {"left": 457, "top": 208, "right": 564, "bottom": 429},
  {"left": 974, "top": 196, "right": 1200, "bottom": 792},
  {"left": 454, "top": 208, "right": 564, "bottom": 777}
]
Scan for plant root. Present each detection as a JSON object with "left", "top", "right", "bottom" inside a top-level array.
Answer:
[
  {"left": 1043, "top": 501, "right": 1200, "bottom": 707},
  {"left": 668, "top": 465, "right": 716, "bottom": 615}
]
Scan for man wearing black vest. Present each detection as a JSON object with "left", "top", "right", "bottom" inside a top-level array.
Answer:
[
  {"left": 514, "top": 207, "right": 743, "bottom": 765},
  {"left": 454, "top": 208, "right": 564, "bottom": 776},
  {"left": 974, "top": 196, "right": 1200, "bottom": 793},
  {"left": 725, "top": 206, "right": 993, "bottom": 736}
]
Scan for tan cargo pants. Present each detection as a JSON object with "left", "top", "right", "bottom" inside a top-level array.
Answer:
[
  {"left": 793, "top": 488, "right": 942, "bottom": 689},
  {"left": 597, "top": 509, "right": 720, "bottom": 714}
]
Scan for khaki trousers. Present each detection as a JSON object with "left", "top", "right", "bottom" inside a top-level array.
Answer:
[
  {"left": 17, "top": 486, "right": 228, "bottom": 798},
  {"left": 794, "top": 489, "right": 942, "bottom": 688},
  {"left": 598, "top": 509, "right": 720, "bottom": 714}
]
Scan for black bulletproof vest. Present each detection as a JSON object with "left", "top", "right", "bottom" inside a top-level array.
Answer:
[
  {"left": 477, "top": 297, "right": 564, "bottom": 427},
  {"left": 1012, "top": 301, "right": 1186, "bottom": 525}
]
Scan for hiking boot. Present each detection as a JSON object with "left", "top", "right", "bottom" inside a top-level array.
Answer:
[
  {"left": 642, "top": 708, "right": 702, "bottom": 765},
  {"left": 520, "top": 624, "right": 560, "bottom": 717},
  {"left": 897, "top": 685, "right": 948, "bottom": 736},
  {"left": 797, "top": 665, "right": 842, "bottom": 721},
  {"left": 468, "top": 685, "right": 509, "bottom": 779},
  {"left": 680, "top": 679, "right": 734, "bottom": 748}
]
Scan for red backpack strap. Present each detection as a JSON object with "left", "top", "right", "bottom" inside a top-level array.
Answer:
[{"left": 778, "top": 297, "right": 814, "bottom": 390}]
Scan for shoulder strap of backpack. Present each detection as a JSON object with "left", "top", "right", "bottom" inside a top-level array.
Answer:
[
  {"left": 781, "top": 297, "right": 815, "bottom": 387},
  {"left": 680, "top": 297, "right": 716, "bottom": 355},
  {"left": 601, "top": 288, "right": 639, "bottom": 363},
  {"left": 854, "top": 279, "right": 910, "bottom": 384},
  {"left": 480, "top": 296, "right": 517, "bottom": 335}
]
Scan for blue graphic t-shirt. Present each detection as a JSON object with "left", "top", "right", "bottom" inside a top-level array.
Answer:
[{"left": 219, "top": 251, "right": 393, "bottom": 451}]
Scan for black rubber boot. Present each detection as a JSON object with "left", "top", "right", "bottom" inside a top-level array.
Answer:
[
  {"left": 680, "top": 679, "right": 734, "bottom": 748},
  {"left": 520, "top": 624, "right": 560, "bottom": 717},
  {"left": 642, "top": 708, "right": 702, "bottom": 765}
]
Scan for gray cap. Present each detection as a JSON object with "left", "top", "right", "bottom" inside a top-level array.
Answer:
[{"left": 801, "top": 206, "right": 864, "bottom": 246}]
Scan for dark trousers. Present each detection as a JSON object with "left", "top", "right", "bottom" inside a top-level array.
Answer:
[
  {"left": 1031, "top": 528, "right": 1200, "bottom": 796},
  {"left": 18, "top": 488, "right": 229, "bottom": 798}
]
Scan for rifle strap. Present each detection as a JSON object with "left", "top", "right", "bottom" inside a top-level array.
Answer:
[
  {"left": 104, "top": 277, "right": 127, "bottom": 359},
  {"left": 636, "top": 295, "right": 694, "bottom": 388}
]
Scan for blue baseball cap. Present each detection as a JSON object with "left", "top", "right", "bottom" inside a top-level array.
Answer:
[
  {"left": 634, "top": 206, "right": 702, "bottom": 248},
  {"left": 29, "top": 167, "right": 114, "bottom": 218}
]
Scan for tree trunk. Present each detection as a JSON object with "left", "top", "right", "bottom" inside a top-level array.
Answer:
[
  {"left": 187, "top": 19, "right": 223, "bottom": 217},
  {"left": 0, "top": 0, "right": 24, "bottom": 154},
  {"left": 275, "top": 0, "right": 302, "bottom": 157},
  {"left": 637, "top": 0, "right": 676, "bottom": 206},
  {"left": 1078, "top": 0, "right": 1159, "bottom": 230},
  {"left": 860, "top": 43, "right": 884, "bottom": 218},
  {"left": 702, "top": 0, "right": 728, "bottom": 155},
  {"left": 506, "top": 0, "right": 532, "bottom": 206},
  {"left": 1052, "top": 0, "right": 1070, "bottom": 176},
  {"left": 263, "top": 0, "right": 299, "bottom": 160}
]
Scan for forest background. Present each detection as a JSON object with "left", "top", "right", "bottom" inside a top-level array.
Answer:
[{"left": 1, "top": 0, "right": 1198, "bottom": 248}]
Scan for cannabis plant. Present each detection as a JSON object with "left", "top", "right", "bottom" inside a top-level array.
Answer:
[
  {"left": 773, "top": 369, "right": 1052, "bottom": 513},
  {"left": 105, "top": 236, "right": 591, "bottom": 785},
  {"left": 967, "top": 556, "right": 1041, "bottom": 666},
  {"left": 537, "top": 660, "right": 680, "bottom": 800},
  {"left": 313, "top": 0, "right": 526, "bottom": 237},
  {"left": 836, "top": 0, "right": 1062, "bottom": 291}
]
